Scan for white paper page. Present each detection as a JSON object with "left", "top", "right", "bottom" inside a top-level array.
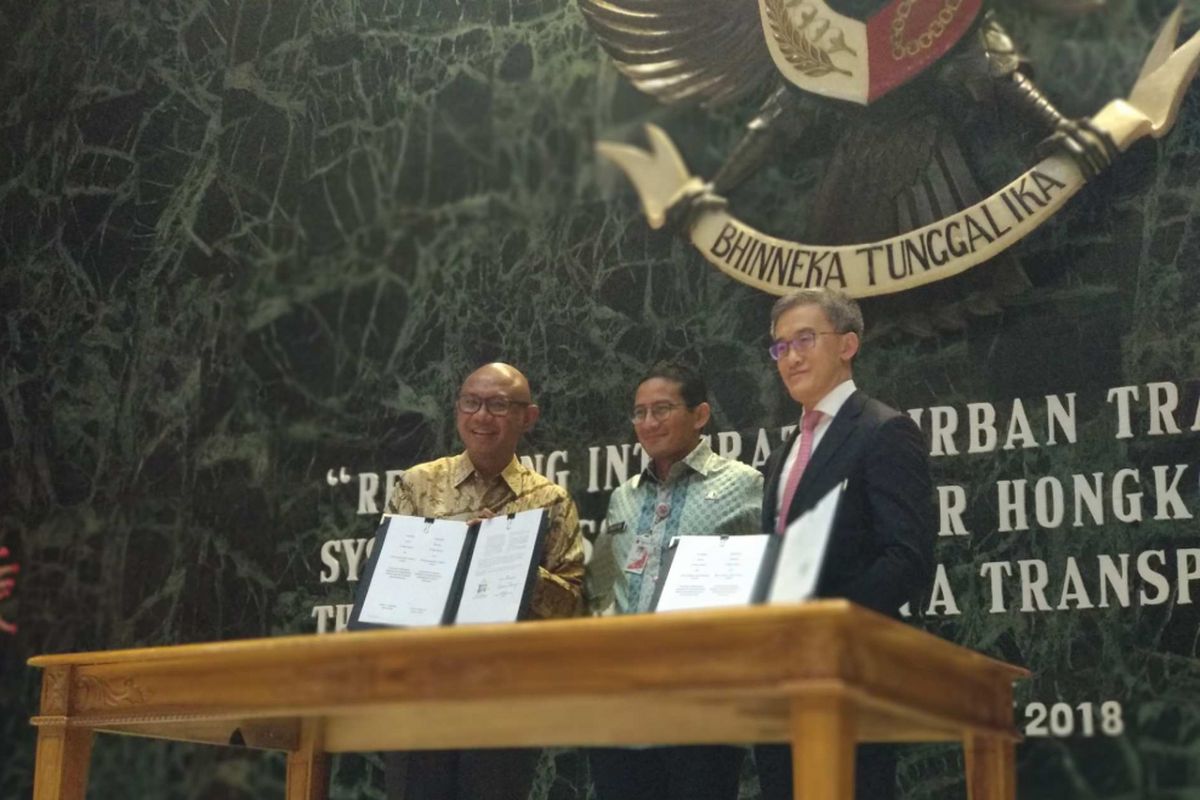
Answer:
[
  {"left": 453, "top": 508, "right": 545, "bottom": 625},
  {"left": 654, "top": 534, "right": 773, "bottom": 613},
  {"left": 768, "top": 483, "right": 844, "bottom": 604},
  {"left": 357, "top": 516, "right": 470, "bottom": 627}
]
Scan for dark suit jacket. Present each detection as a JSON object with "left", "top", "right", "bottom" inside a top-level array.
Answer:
[{"left": 763, "top": 390, "right": 935, "bottom": 617}]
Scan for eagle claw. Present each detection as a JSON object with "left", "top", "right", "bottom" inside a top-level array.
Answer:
[
  {"left": 665, "top": 181, "right": 729, "bottom": 233},
  {"left": 1037, "top": 117, "right": 1119, "bottom": 180}
]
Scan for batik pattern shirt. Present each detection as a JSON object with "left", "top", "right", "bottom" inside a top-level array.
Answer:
[
  {"left": 587, "top": 439, "right": 764, "bottom": 615},
  {"left": 386, "top": 452, "right": 585, "bottom": 619}
]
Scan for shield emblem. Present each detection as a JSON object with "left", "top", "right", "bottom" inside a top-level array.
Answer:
[{"left": 758, "top": 0, "right": 983, "bottom": 105}]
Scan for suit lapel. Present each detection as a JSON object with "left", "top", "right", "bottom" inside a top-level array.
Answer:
[{"left": 784, "top": 391, "right": 866, "bottom": 524}]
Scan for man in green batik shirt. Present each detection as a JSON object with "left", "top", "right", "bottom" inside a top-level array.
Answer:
[{"left": 586, "top": 360, "right": 763, "bottom": 800}]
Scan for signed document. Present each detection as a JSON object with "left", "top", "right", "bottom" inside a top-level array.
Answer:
[
  {"left": 349, "top": 508, "right": 547, "bottom": 629},
  {"left": 355, "top": 517, "right": 471, "bottom": 627},
  {"left": 768, "top": 483, "right": 843, "bottom": 604},
  {"left": 652, "top": 534, "right": 775, "bottom": 613},
  {"left": 454, "top": 509, "right": 546, "bottom": 625}
]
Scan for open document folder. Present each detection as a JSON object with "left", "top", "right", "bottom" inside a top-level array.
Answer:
[
  {"left": 651, "top": 483, "right": 844, "bottom": 613},
  {"left": 349, "top": 507, "right": 547, "bottom": 629}
]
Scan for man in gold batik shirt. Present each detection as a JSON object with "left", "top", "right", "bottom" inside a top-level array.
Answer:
[{"left": 383, "top": 361, "right": 584, "bottom": 800}]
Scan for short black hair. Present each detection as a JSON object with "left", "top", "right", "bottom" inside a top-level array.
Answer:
[{"left": 637, "top": 360, "right": 708, "bottom": 408}]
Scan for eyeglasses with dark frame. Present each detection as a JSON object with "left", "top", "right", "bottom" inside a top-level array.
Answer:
[
  {"left": 768, "top": 330, "right": 841, "bottom": 361},
  {"left": 630, "top": 402, "right": 686, "bottom": 425},
  {"left": 456, "top": 395, "right": 531, "bottom": 417}
]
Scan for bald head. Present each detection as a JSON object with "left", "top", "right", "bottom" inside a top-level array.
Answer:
[
  {"left": 461, "top": 362, "right": 532, "bottom": 403},
  {"left": 455, "top": 362, "right": 540, "bottom": 479}
]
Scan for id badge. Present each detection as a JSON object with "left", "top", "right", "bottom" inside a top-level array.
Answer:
[{"left": 623, "top": 536, "right": 653, "bottom": 575}]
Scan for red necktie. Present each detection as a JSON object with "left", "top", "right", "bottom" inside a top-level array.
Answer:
[{"left": 776, "top": 410, "right": 823, "bottom": 534}]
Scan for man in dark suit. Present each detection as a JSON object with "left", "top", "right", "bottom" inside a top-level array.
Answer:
[{"left": 754, "top": 289, "right": 935, "bottom": 800}]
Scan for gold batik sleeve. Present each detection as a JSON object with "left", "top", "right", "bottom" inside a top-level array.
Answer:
[
  {"left": 385, "top": 476, "right": 418, "bottom": 516},
  {"left": 529, "top": 493, "right": 585, "bottom": 619}
]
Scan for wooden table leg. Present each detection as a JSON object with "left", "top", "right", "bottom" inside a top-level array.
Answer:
[
  {"left": 964, "top": 734, "right": 1016, "bottom": 800},
  {"left": 790, "top": 693, "right": 856, "bottom": 800},
  {"left": 286, "top": 720, "right": 329, "bottom": 800},
  {"left": 32, "top": 725, "right": 93, "bottom": 800}
]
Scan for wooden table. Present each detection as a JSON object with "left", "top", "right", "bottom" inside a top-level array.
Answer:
[{"left": 28, "top": 601, "right": 1027, "bottom": 799}]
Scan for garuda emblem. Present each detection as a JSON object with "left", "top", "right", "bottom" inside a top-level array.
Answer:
[{"left": 581, "top": 0, "right": 1200, "bottom": 333}]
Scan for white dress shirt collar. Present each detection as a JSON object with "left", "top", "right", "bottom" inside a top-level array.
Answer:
[{"left": 808, "top": 378, "right": 857, "bottom": 425}]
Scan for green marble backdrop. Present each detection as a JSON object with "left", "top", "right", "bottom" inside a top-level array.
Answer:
[{"left": 1, "top": 0, "right": 1198, "bottom": 797}]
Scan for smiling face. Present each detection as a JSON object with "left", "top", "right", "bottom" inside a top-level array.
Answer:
[
  {"left": 632, "top": 377, "right": 710, "bottom": 470},
  {"left": 772, "top": 303, "right": 859, "bottom": 412},
  {"left": 455, "top": 364, "right": 539, "bottom": 477}
]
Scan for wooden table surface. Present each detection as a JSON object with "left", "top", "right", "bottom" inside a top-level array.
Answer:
[{"left": 29, "top": 600, "right": 1029, "bottom": 799}]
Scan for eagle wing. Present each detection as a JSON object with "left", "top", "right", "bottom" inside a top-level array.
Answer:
[{"left": 578, "top": 0, "right": 777, "bottom": 107}]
